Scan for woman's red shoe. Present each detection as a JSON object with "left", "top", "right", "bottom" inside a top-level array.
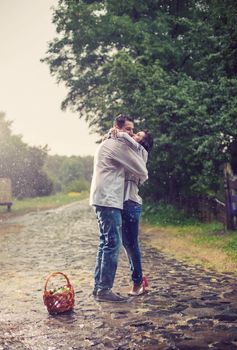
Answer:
[{"left": 128, "top": 276, "right": 148, "bottom": 296}]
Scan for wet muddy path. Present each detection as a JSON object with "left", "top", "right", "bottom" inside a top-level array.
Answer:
[{"left": 0, "top": 199, "right": 237, "bottom": 350}]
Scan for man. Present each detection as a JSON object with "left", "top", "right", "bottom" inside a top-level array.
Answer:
[{"left": 90, "top": 115, "right": 148, "bottom": 302}]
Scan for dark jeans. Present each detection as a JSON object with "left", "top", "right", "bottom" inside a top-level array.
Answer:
[
  {"left": 122, "top": 200, "right": 143, "bottom": 285},
  {"left": 94, "top": 206, "right": 122, "bottom": 290}
]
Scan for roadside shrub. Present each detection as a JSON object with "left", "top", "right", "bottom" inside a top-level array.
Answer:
[
  {"left": 64, "top": 178, "right": 90, "bottom": 193},
  {"left": 142, "top": 201, "right": 197, "bottom": 226}
]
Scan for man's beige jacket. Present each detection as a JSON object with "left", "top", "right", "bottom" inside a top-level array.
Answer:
[{"left": 90, "top": 137, "right": 148, "bottom": 209}]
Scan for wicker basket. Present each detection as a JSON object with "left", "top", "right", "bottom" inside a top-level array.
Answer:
[{"left": 43, "top": 272, "right": 75, "bottom": 315}]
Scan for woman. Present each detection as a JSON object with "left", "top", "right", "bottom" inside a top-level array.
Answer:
[
  {"left": 110, "top": 128, "right": 153, "bottom": 295},
  {"left": 121, "top": 130, "right": 153, "bottom": 295}
]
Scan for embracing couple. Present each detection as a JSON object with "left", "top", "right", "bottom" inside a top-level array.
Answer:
[{"left": 90, "top": 114, "right": 153, "bottom": 302}]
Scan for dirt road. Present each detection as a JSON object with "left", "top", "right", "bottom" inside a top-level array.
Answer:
[{"left": 0, "top": 199, "right": 237, "bottom": 350}]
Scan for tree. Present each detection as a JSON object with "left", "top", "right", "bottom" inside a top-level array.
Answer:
[
  {"left": 44, "top": 154, "right": 93, "bottom": 192},
  {"left": 0, "top": 113, "right": 53, "bottom": 198},
  {"left": 43, "top": 0, "right": 237, "bottom": 201}
]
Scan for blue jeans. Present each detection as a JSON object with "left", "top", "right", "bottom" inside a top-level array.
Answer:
[
  {"left": 122, "top": 200, "right": 143, "bottom": 285},
  {"left": 94, "top": 206, "right": 122, "bottom": 290}
]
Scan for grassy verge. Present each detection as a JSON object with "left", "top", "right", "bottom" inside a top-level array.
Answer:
[
  {"left": 0, "top": 191, "right": 89, "bottom": 219},
  {"left": 141, "top": 202, "right": 237, "bottom": 273}
]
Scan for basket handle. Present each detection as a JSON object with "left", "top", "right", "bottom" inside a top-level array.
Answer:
[{"left": 44, "top": 272, "right": 72, "bottom": 293}]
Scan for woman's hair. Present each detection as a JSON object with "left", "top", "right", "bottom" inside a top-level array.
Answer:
[{"left": 139, "top": 130, "right": 153, "bottom": 153}]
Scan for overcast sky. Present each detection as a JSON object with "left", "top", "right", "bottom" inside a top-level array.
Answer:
[{"left": 0, "top": 0, "right": 98, "bottom": 157}]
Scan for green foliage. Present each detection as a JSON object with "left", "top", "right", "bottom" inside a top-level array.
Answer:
[
  {"left": 225, "top": 234, "right": 237, "bottom": 259},
  {"left": 65, "top": 178, "right": 90, "bottom": 193},
  {"left": 43, "top": 0, "right": 237, "bottom": 201},
  {"left": 0, "top": 113, "right": 53, "bottom": 198},
  {"left": 142, "top": 201, "right": 197, "bottom": 226},
  {"left": 44, "top": 154, "right": 93, "bottom": 193}
]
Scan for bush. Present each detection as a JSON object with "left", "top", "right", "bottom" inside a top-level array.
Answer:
[
  {"left": 142, "top": 201, "right": 197, "bottom": 226},
  {"left": 64, "top": 178, "right": 90, "bottom": 193}
]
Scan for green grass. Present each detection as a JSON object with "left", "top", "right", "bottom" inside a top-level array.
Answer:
[
  {"left": 142, "top": 201, "right": 225, "bottom": 236},
  {"left": 225, "top": 235, "right": 237, "bottom": 259},
  {"left": 0, "top": 191, "right": 89, "bottom": 217},
  {"left": 142, "top": 201, "right": 237, "bottom": 265}
]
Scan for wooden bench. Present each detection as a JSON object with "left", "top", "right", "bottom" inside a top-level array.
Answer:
[{"left": 0, "top": 202, "right": 12, "bottom": 212}]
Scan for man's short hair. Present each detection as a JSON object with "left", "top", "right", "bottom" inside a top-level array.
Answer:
[{"left": 114, "top": 114, "right": 134, "bottom": 128}]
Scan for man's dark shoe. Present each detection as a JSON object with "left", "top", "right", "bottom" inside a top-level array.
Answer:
[{"left": 96, "top": 289, "right": 127, "bottom": 303}]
